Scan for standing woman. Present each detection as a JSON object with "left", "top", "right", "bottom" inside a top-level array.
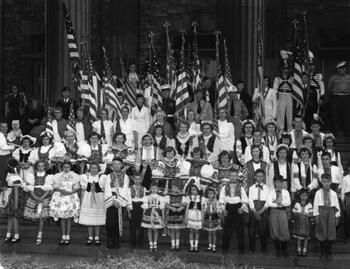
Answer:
[
  {"left": 130, "top": 94, "right": 152, "bottom": 148},
  {"left": 151, "top": 124, "right": 175, "bottom": 160},
  {"left": 92, "top": 108, "right": 114, "bottom": 147},
  {"left": 49, "top": 161, "right": 81, "bottom": 245},
  {"left": 23, "top": 160, "right": 53, "bottom": 245},
  {"left": 187, "top": 110, "right": 201, "bottom": 137},
  {"left": 268, "top": 144, "right": 292, "bottom": 191},
  {"left": 79, "top": 162, "right": 106, "bottom": 246},
  {"left": 322, "top": 133, "right": 343, "bottom": 174},
  {"left": 117, "top": 105, "right": 138, "bottom": 149},
  {"left": 217, "top": 108, "right": 235, "bottom": 153},
  {"left": 263, "top": 120, "right": 279, "bottom": 162},
  {"left": 174, "top": 120, "right": 193, "bottom": 159}
]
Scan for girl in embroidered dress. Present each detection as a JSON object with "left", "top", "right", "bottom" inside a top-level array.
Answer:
[
  {"left": 184, "top": 183, "right": 203, "bottom": 252},
  {"left": 79, "top": 162, "right": 106, "bottom": 246},
  {"left": 23, "top": 160, "right": 53, "bottom": 245},
  {"left": 141, "top": 181, "right": 165, "bottom": 251},
  {"left": 13, "top": 135, "right": 36, "bottom": 179},
  {"left": 63, "top": 130, "right": 87, "bottom": 174},
  {"left": 49, "top": 161, "right": 80, "bottom": 245},
  {"left": 322, "top": 134, "right": 343, "bottom": 174},
  {"left": 203, "top": 186, "right": 222, "bottom": 252},
  {"left": 175, "top": 120, "right": 193, "bottom": 159},
  {"left": 213, "top": 151, "right": 237, "bottom": 191},
  {"left": 263, "top": 120, "right": 279, "bottom": 162},
  {"left": 292, "top": 188, "right": 313, "bottom": 256},
  {"left": 164, "top": 178, "right": 186, "bottom": 250},
  {"left": 87, "top": 132, "right": 109, "bottom": 171}
]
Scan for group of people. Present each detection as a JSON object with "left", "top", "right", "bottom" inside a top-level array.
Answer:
[{"left": 0, "top": 59, "right": 349, "bottom": 260}]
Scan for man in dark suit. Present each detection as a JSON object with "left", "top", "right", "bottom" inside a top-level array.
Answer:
[
  {"left": 203, "top": 76, "right": 216, "bottom": 109},
  {"left": 237, "top": 80, "right": 253, "bottom": 119},
  {"left": 187, "top": 88, "right": 213, "bottom": 123},
  {"left": 55, "top": 87, "right": 78, "bottom": 120},
  {"left": 161, "top": 84, "right": 176, "bottom": 129}
]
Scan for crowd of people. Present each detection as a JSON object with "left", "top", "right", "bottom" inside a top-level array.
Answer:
[{"left": 0, "top": 59, "right": 349, "bottom": 260}]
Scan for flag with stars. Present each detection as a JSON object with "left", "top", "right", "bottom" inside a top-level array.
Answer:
[
  {"left": 147, "top": 42, "right": 163, "bottom": 110},
  {"left": 67, "top": 102, "right": 76, "bottom": 133},
  {"left": 62, "top": 3, "right": 79, "bottom": 63},
  {"left": 193, "top": 31, "right": 202, "bottom": 92}
]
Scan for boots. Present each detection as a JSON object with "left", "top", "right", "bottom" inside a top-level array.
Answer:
[
  {"left": 281, "top": 241, "right": 289, "bottom": 258},
  {"left": 319, "top": 241, "right": 325, "bottom": 259},
  {"left": 274, "top": 240, "right": 282, "bottom": 257},
  {"left": 106, "top": 226, "right": 114, "bottom": 249},
  {"left": 325, "top": 241, "right": 333, "bottom": 260}
]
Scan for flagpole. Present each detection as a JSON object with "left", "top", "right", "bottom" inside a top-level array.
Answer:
[
  {"left": 192, "top": 21, "right": 199, "bottom": 94},
  {"left": 180, "top": 30, "right": 186, "bottom": 116}
]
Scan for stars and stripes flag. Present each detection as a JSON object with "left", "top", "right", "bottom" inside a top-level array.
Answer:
[
  {"left": 62, "top": 3, "right": 79, "bottom": 63},
  {"left": 45, "top": 107, "right": 54, "bottom": 137},
  {"left": 192, "top": 24, "right": 202, "bottom": 93},
  {"left": 216, "top": 45, "right": 226, "bottom": 109},
  {"left": 66, "top": 102, "right": 76, "bottom": 133},
  {"left": 222, "top": 39, "right": 232, "bottom": 109},
  {"left": 119, "top": 47, "right": 137, "bottom": 107},
  {"left": 253, "top": 23, "right": 265, "bottom": 125},
  {"left": 164, "top": 22, "right": 177, "bottom": 99},
  {"left": 102, "top": 46, "right": 122, "bottom": 120},
  {"left": 292, "top": 22, "right": 306, "bottom": 117},
  {"left": 79, "top": 44, "right": 98, "bottom": 121},
  {"left": 175, "top": 32, "right": 190, "bottom": 116}
]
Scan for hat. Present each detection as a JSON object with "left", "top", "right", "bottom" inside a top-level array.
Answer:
[
  {"left": 161, "top": 84, "right": 171, "bottom": 91},
  {"left": 242, "top": 119, "right": 256, "bottom": 129},
  {"left": 136, "top": 93, "right": 144, "bottom": 99},
  {"left": 310, "top": 114, "right": 323, "bottom": 126},
  {"left": 263, "top": 119, "right": 277, "bottom": 128},
  {"left": 227, "top": 85, "right": 238, "bottom": 94},
  {"left": 280, "top": 50, "right": 292, "bottom": 68},
  {"left": 21, "top": 135, "right": 36, "bottom": 145},
  {"left": 276, "top": 144, "right": 289, "bottom": 152},
  {"left": 308, "top": 51, "right": 316, "bottom": 65},
  {"left": 336, "top": 61, "right": 347, "bottom": 69}
]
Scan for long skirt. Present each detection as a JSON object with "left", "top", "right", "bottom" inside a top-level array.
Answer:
[
  {"left": 269, "top": 208, "right": 290, "bottom": 241},
  {"left": 141, "top": 207, "right": 164, "bottom": 229},
  {"left": 24, "top": 196, "right": 51, "bottom": 221},
  {"left": 315, "top": 206, "right": 337, "bottom": 241},
  {"left": 79, "top": 191, "right": 106, "bottom": 226},
  {"left": 49, "top": 191, "right": 80, "bottom": 222},
  {"left": 187, "top": 209, "right": 202, "bottom": 230}
]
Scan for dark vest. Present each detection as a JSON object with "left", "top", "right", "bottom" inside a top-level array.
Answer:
[{"left": 273, "top": 161, "right": 291, "bottom": 191}]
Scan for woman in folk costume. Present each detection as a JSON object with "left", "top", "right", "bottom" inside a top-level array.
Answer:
[
  {"left": 322, "top": 133, "right": 343, "bottom": 174},
  {"left": 101, "top": 158, "right": 131, "bottom": 249},
  {"left": 151, "top": 124, "right": 175, "bottom": 160},
  {"left": 23, "top": 160, "right": 53, "bottom": 245},
  {"left": 202, "top": 185, "right": 222, "bottom": 253},
  {"left": 164, "top": 178, "right": 187, "bottom": 250},
  {"left": 174, "top": 120, "right": 193, "bottom": 159},
  {"left": 135, "top": 133, "right": 157, "bottom": 189},
  {"left": 217, "top": 108, "right": 235, "bottom": 153},
  {"left": 130, "top": 94, "right": 152, "bottom": 148},
  {"left": 1, "top": 159, "right": 26, "bottom": 243},
  {"left": 279, "top": 132, "right": 294, "bottom": 163},
  {"left": 13, "top": 135, "right": 36, "bottom": 179},
  {"left": 186, "top": 110, "right": 201, "bottom": 137},
  {"left": 141, "top": 181, "right": 165, "bottom": 251},
  {"left": 49, "top": 161, "right": 80, "bottom": 245},
  {"left": 268, "top": 175, "right": 291, "bottom": 257},
  {"left": 268, "top": 144, "right": 292, "bottom": 191},
  {"left": 192, "top": 121, "right": 221, "bottom": 163},
  {"left": 79, "top": 162, "right": 106, "bottom": 246},
  {"left": 86, "top": 132, "right": 109, "bottom": 166},
  {"left": 92, "top": 108, "right": 114, "bottom": 147},
  {"left": 263, "top": 119, "right": 279, "bottom": 162},
  {"left": 291, "top": 146, "right": 319, "bottom": 200},
  {"left": 234, "top": 119, "right": 255, "bottom": 165},
  {"left": 111, "top": 132, "right": 130, "bottom": 160},
  {"left": 302, "top": 134, "right": 320, "bottom": 167}
]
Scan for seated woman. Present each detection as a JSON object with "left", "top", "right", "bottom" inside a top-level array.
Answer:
[
  {"left": 217, "top": 108, "right": 235, "bottom": 153},
  {"left": 13, "top": 135, "right": 36, "bottom": 179},
  {"left": 151, "top": 124, "right": 175, "bottom": 161},
  {"left": 192, "top": 121, "right": 221, "bottom": 164},
  {"left": 174, "top": 120, "right": 193, "bottom": 160}
]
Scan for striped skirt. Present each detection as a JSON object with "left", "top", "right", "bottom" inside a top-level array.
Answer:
[
  {"left": 79, "top": 191, "right": 106, "bottom": 226},
  {"left": 187, "top": 209, "right": 202, "bottom": 230},
  {"left": 24, "top": 196, "right": 51, "bottom": 221},
  {"left": 141, "top": 207, "right": 164, "bottom": 229}
]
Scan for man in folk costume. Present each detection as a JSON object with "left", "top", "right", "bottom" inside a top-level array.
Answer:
[
  {"left": 318, "top": 151, "right": 343, "bottom": 193},
  {"left": 289, "top": 116, "right": 309, "bottom": 155},
  {"left": 243, "top": 129, "right": 270, "bottom": 165},
  {"left": 187, "top": 88, "right": 213, "bottom": 123},
  {"left": 52, "top": 107, "right": 67, "bottom": 143},
  {"left": 160, "top": 84, "right": 176, "bottom": 130},
  {"left": 75, "top": 107, "right": 92, "bottom": 143},
  {"left": 226, "top": 85, "right": 249, "bottom": 139},
  {"left": 274, "top": 50, "right": 294, "bottom": 132},
  {"left": 234, "top": 119, "right": 255, "bottom": 165},
  {"left": 268, "top": 144, "right": 292, "bottom": 191}
]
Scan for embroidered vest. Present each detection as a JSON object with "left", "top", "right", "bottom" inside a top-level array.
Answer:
[
  {"left": 19, "top": 149, "right": 30, "bottom": 162},
  {"left": 130, "top": 185, "right": 145, "bottom": 199},
  {"left": 198, "top": 134, "right": 216, "bottom": 153},
  {"left": 273, "top": 161, "right": 291, "bottom": 190},
  {"left": 89, "top": 144, "right": 102, "bottom": 163},
  {"left": 38, "top": 145, "right": 54, "bottom": 161}
]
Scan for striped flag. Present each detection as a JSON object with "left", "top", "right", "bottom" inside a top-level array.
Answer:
[
  {"left": 45, "top": 107, "right": 54, "bottom": 137},
  {"left": 216, "top": 58, "right": 226, "bottom": 109},
  {"left": 62, "top": 3, "right": 79, "bottom": 63},
  {"left": 66, "top": 102, "right": 76, "bottom": 132},
  {"left": 148, "top": 38, "right": 163, "bottom": 110},
  {"left": 192, "top": 26, "right": 202, "bottom": 93},
  {"left": 292, "top": 25, "right": 305, "bottom": 117},
  {"left": 119, "top": 48, "right": 137, "bottom": 107},
  {"left": 79, "top": 44, "right": 98, "bottom": 121},
  {"left": 222, "top": 39, "right": 232, "bottom": 109},
  {"left": 164, "top": 22, "right": 177, "bottom": 99}
]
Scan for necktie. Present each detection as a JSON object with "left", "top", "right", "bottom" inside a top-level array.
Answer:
[
  {"left": 197, "top": 102, "right": 202, "bottom": 114},
  {"left": 230, "top": 99, "right": 235, "bottom": 116},
  {"left": 256, "top": 184, "right": 262, "bottom": 200}
]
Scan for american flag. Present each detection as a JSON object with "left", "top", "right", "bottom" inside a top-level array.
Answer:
[
  {"left": 45, "top": 107, "right": 54, "bottom": 137},
  {"left": 66, "top": 102, "right": 76, "bottom": 132},
  {"left": 175, "top": 33, "right": 190, "bottom": 116},
  {"left": 62, "top": 3, "right": 79, "bottom": 63},
  {"left": 254, "top": 24, "right": 265, "bottom": 124},
  {"left": 222, "top": 39, "right": 232, "bottom": 109},
  {"left": 119, "top": 47, "right": 137, "bottom": 107},
  {"left": 102, "top": 47, "right": 122, "bottom": 120},
  {"left": 164, "top": 22, "right": 177, "bottom": 99},
  {"left": 292, "top": 22, "right": 306, "bottom": 117},
  {"left": 148, "top": 37, "right": 163, "bottom": 110},
  {"left": 79, "top": 44, "right": 98, "bottom": 121},
  {"left": 216, "top": 54, "right": 226, "bottom": 109},
  {"left": 192, "top": 26, "right": 202, "bottom": 93}
]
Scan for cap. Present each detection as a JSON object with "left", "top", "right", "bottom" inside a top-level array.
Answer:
[
  {"left": 161, "top": 84, "right": 171, "bottom": 91},
  {"left": 336, "top": 61, "right": 347, "bottom": 69},
  {"left": 227, "top": 85, "right": 238, "bottom": 94}
]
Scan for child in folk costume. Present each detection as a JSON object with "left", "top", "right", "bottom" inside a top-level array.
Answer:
[
  {"left": 263, "top": 120, "right": 279, "bottom": 162},
  {"left": 102, "top": 158, "right": 131, "bottom": 249},
  {"left": 13, "top": 135, "right": 36, "bottom": 180},
  {"left": 184, "top": 182, "right": 203, "bottom": 252},
  {"left": 141, "top": 181, "right": 165, "bottom": 251},
  {"left": 175, "top": 120, "right": 193, "bottom": 159},
  {"left": 79, "top": 162, "right": 106, "bottom": 246},
  {"left": 203, "top": 186, "right": 222, "bottom": 253},
  {"left": 268, "top": 175, "right": 291, "bottom": 258},
  {"left": 292, "top": 188, "right": 313, "bottom": 257},
  {"left": 127, "top": 171, "right": 147, "bottom": 248},
  {"left": 342, "top": 165, "right": 350, "bottom": 243},
  {"left": 248, "top": 169, "right": 270, "bottom": 254},
  {"left": 49, "top": 161, "right": 81, "bottom": 245},
  {"left": 219, "top": 169, "right": 248, "bottom": 254},
  {"left": 318, "top": 151, "right": 343, "bottom": 193},
  {"left": 23, "top": 160, "right": 53, "bottom": 245},
  {"left": 314, "top": 173, "right": 340, "bottom": 260},
  {"left": 164, "top": 178, "right": 186, "bottom": 250},
  {"left": 1, "top": 159, "right": 25, "bottom": 243}
]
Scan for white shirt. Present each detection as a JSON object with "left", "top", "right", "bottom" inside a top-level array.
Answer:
[
  {"left": 267, "top": 189, "right": 291, "bottom": 208},
  {"left": 130, "top": 106, "right": 152, "bottom": 134},
  {"left": 313, "top": 189, "right": 340, "bottom": 218},
  {"left": 341, "top": 175, "right": 350, "bottom": 200},
  {"left": 289, "top": 129, "right": 309, "bottom": 149},
  {"left": 92, "top": 120, "right": 114, "bottom": 147},
  {"left": 252, "top": 162, "right": 261, "bottom": 171},
  {"left": 218, "top": 119, "right": 235, "bottom": 151},
  {"left": 248, "top": 183, "right": 270, "bottom": 209},
  {"left": 219, "top": 185, "right": 248, "bottom": 206},
  {"left": 28, "top": 145, "right": 55, "bottom": 163},
  {"left": 118, "top": 118, "right": 137, "bottom": 148},
  {"left": 318, "top": 165, "right": 343, "bottom": 186},
  {"left": 291, "top": 162, "right": 319, "bottom": 192},
  {"left": 188, "top": 122, "right": 201, "bottom": 137},
  {"left": 252, "top": 87, "right": 277, "bottom": 121},
  {"left": 0, "top": 132, "right": 14, "bottom": 155},
  {"left": 244, "top": 144, "right": 270, "bottom": 164},
  {"left": 76, "top": 122, "right": 85, "bottom": 143}
]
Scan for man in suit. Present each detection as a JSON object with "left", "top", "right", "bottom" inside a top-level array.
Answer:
[
  {"left": 187, "top": 88, "right": 213, "bottom": 123},
  {"left": 160, "top": 84, "right": 176, "bottom": 129},
  {"left": 237, "top": 80, "right": 253, "bottom": 119},
  {"left": 55, "top": 87, "right": 78, "bottom": 120},
  {"left": 203, "top": 76, "right": 216, "bottom": 109},
  {"left": 75, "top": 107, "right": 92, "bottom": 143}
]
